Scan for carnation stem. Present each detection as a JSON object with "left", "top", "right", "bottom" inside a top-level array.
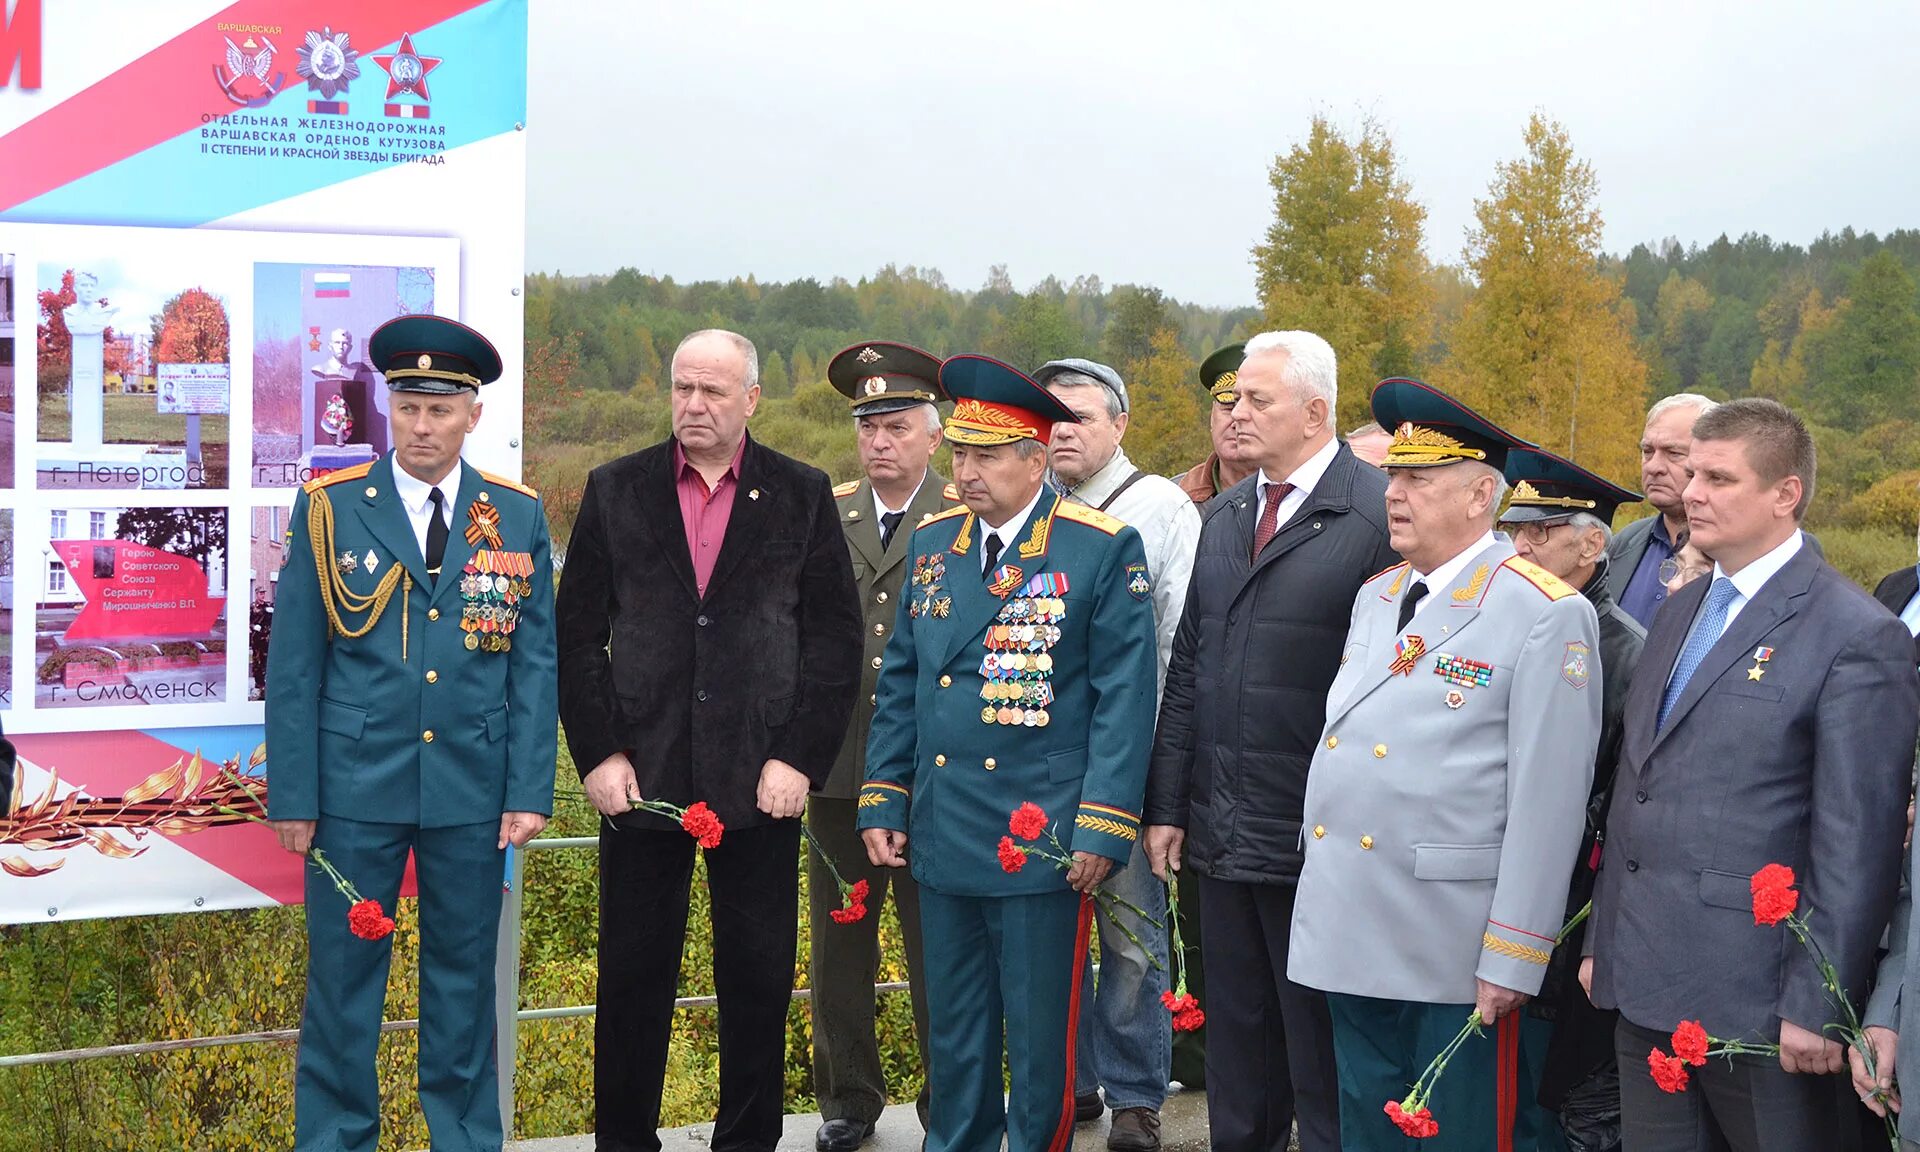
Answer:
[{"left": 799, "top": 822, "right": 854, "bottom": 898}]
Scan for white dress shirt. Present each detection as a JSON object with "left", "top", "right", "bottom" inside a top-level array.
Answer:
[
  {"left": 873, "top": 474, "right": 927, "bottom": 522},
  {"left": 1406, "top": 529, "right": 1500, "bottom": 623},
  {"left": 1255, "top": 436, "right": 1341, "bottom": 531},
  {"left": 1710, "top": 529, "right": 1804, "bottom": 634},
  {"left": 1899, "top": 567, "right": 1920, "bottom": 636},
  {"left": 980, "top": 483, "right": 1046, "bottom": 576},
  {"left": 391, "top": 456, "right": 461, "bottom": 563}
]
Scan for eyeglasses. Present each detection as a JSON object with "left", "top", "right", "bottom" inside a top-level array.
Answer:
[
  {"left": 1658, "top": 557, "right": 1712, "bottom": 585},
  {"left": 1502, "top": 520, "right": 1570, "bottom": 545}
]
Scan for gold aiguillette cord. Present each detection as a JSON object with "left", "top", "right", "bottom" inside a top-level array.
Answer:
[{"left": 309, "top": 489, "right": 413, "bottom": 662}]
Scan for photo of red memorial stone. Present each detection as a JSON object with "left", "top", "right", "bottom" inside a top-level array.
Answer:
[{"left": 34, "top": 508, "right": 229, "bottom": 709}]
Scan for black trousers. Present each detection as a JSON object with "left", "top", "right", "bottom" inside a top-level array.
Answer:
[
  {"left": 1615, "top": 1017, "right": 1856, "bottom": 1152},
  {"left": 1196, "top": 873, "right": 1340, "bottom": 1152},
  {"left": 596, "top": 819, "right": 802, "bottom": 1152}
]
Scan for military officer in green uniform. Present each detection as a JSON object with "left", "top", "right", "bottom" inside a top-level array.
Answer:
[
  {"left": 859, "top": 354, "right": 1159, "bottom": 1152},
  {"left": 811, "top": 341, "right": 960, "bottom": 1151},
  {"left": 1288, "top": 379, "right": 1601, "bottom": 1151},
  {"left": 266, "top": 314, "right": 559, "bottom": 1152}
]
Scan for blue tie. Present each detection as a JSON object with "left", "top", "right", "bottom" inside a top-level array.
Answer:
[{"left": 1658, "top": 577, "right": 1739, "bottom": 730}]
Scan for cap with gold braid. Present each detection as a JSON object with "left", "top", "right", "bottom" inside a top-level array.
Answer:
[
  {"left": 1370, "top": 377, "right": 1531, "bottom": 471},
  {"left": 827, "top": 340, "right": 947, "bottom": 417},
  {"left": 1500, "top": 445, "right": 1642, "bottom": 525},
  {"left": 369, "top": 314, "right": 503, "bottom": 395},
  {"left": 937, "top": 354, "right": 1080, "bottom": 446},
  {"left": 1199, "top": 342, "right": 1245, "bottom": 406}
]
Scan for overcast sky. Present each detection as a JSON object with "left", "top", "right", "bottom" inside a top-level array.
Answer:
[{"left": 526, "top": 1, "right": 1920, "bottom": 308}]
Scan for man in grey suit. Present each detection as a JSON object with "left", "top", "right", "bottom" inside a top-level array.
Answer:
[
  {"left": 1607, "top": 393, "right": 1717, "bottom": 627},
  {"left": 1584, "top": 398, "right": 1919, "bottom": 1152},
  {"left": 1289, "top": 379, "right": 1602, "bottom": 1151},
  {"left": 811, "top": 341, "right": 959, "bottom": 1151}
]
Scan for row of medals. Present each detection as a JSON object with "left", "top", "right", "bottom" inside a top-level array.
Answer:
[
  {"left": 978, "top": 595, "right": 1066, "bottom": 727},
  {"left": 461, "top": 551, "right": 532, "bottom": 652}
]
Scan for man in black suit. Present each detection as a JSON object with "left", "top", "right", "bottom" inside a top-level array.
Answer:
[
  {"left": 557, "top": 328, "right": 864, "bottom": 1152},
  {"left": 1143, "top": 330, "right": 1397, "bottom": 1152},
  {"left": 1872, "top": 532, "right": 1920, "bottom": 661},
  {"left": 1583, "top": 399, "right": 1920, "bottom": 1152},
  {"left": 1606, "top": 393, "right": 1717, "bottom": 627}
]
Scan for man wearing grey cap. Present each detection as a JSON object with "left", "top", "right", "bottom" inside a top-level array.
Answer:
[{"left": 1038, "top": 357, "right": 1202, "bottom": 1150}]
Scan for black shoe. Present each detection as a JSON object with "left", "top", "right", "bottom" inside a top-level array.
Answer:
[
  {"left": 1107, "top": 1107, "right": 1162, "bottom": 1152},
  {"left": 1074, "top": 1089, "right": 1104, "bottom": 1123},
  {"left": 815, "top": 1118, "right": 875, "bottom": 1152}
]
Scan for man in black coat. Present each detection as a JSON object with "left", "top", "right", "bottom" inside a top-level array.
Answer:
[
  {"left": 1500, "top": 447, "right": 1647, "bottom": 1151},
  {"left": 1143, "top": 331, "right": 1396, "bottom": 1152},
  {"left": 1872, "top": 539, "right": 1920, "bottom": 661},
  {"left": 557, "top": 328, "right": 863, "bottom": 1152}
]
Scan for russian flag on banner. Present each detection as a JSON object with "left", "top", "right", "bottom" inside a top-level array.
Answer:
[
  {"left": 313, "top": 272, "right": 351, "bottom": 298},
  {"left": 386, "top": 103, "right": 431, "bottom": 120}
]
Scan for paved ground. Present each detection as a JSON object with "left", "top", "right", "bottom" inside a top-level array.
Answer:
[{"left": 496, "top": 1088, "right": 1213, "bottom": 1152}]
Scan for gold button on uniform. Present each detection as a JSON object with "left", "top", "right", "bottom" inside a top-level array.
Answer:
[
  {"left": 1373, "top": 744, "right": 1388, "bottom": 758},
  {"left": 1325, "top": 736, "right": 1339, "bottom": 750},
  {"left": 984, "top": 758, "right": 997, "bottom": 771},
  {"left": 877, "top": 591, "right": 889, "bottom": 603},
  {"left": 428, "top": 608, "right": 440, "bottom": 621},
  {"left": 1360, "top": 835, "right": 1374, "bottom": 850},
  {"left": 870, "top": 693, "right": 877, "bottom": 705},
  {"left": 873, "top": 624, "right": 886, "bottom": 636},
  {"left": 1312, "top": 825, "right": 1326, "bottom": 839},
  {"left": 934, "top": 754, "right": 947, "bottom": 766},
  {"left": 871, "top": 656, "right": 884, "bottom": 669},
  {"left": 425, "top": 670, "right": 438, "bottom": 684},
  {"left": 939, "top": 675, "right": 952, "bottom": 688},
  {"left": 422, "top": 730, "right": 435, "bottom": 743},
  {"left": 365, "top": 486, "right": 378, "bottom": 498}
]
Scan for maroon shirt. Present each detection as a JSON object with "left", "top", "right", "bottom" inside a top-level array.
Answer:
[{"left": 674, "top": 437, "right": 746, "bottom": 596}]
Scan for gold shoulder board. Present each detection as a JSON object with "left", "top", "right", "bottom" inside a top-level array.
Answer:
[
  {"left": 478, "top": 469, "right": 540, "bottom": 499},
  {"left": 1501, "top": 556, "right": 1577, "bottom": 601},
  {"left": 304, "top": 460, "right": 376, "bottom": 494},
  {"left": 1055, "top": 503, "right": 1123, "bottom": 535}
]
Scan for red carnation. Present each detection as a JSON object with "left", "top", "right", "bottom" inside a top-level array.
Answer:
[
  {"left": 997, "top": 836, "right": 1028, "bottom": 873},
  {"left": 1671, "top": 1020, "right": 1710, "bottom": 1067},
  {"left": 1750, "top": 863, "right": 1799, "bottom": 926},
  {"left": 848, "top": 879, "right": 870, "bottom": 906},
  {"left": 1384, "top": 1100, "right": 1439, "bottom": 1138},
  {"left": 829, "top": 904, "right": 868, "bottom": 924},
  {"left": 1009, "top": 802, "right": 1049, "bottom": 842},
  {"left": 1648, "top": 1047, "right": 1691, "bottom": 1094},
  {"left": 681, "top": 802, "right": 725, "bottom": 850},
  {"left": 347, "top": 898, "right": 395, "bottom": 941},
  {"left": 1172, "top": 1005, "right": 1206, "bottom": 1032}
]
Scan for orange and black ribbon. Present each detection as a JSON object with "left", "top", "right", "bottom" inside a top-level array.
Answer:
[{"left": 465, "top": 500, "right": 503, "bottom": 549}]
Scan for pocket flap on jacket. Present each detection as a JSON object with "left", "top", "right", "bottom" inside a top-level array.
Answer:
[
  {"left": 1699, "top": 868, "right": 1752, "bottom": 910},
  {"left": 318, "top": 699, "right": 367, "bottom": 739},
  {"left": 1047, "top": 746, "right": 1088, "bottom": 783},
  {"left": 484, "top": 704, "right": 509, "bottom": 743},
  {"left": 1413, "top": 844, "right": 1501, "bottom": 881}
]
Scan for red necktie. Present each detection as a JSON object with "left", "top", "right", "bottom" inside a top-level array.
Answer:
[{"left": 1251, "top": 481, "right": 1294, "bottom": 562}]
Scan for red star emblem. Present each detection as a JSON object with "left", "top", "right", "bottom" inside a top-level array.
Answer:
[{"left": 371, "top": 33, "right": 441, "bottom": 101}]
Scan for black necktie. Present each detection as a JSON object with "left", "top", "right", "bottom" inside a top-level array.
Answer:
[
  {"left": 426, "top": 487, "right": 449, "bottom": 582},
  {"left": 880, "top": 510, "right": 905, "bottom": 550},
  {"left": 981, "top": 532, "right": 1004, "bottom": 582},
  {"left": 1397, "top": 580, "right": 1427, "bottom": 632}
]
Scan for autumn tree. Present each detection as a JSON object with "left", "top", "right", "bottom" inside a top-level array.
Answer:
[
  {"left": 1750, "top": 286, "right": 1837, "bottom": 406},
  {"left": 153, "top": 288, "right": 230, "bottom": 364},
  {"left": 1807, "top": 251, "right": 1920, "bottom": 429},
  {"left": 1252, "top": 114, "right": 1432, "bottom": 429},
  {"left": 761, "top": 350, "right": 790, "bottom": 395},
  {"left": 1101, "top": 285, "right": 1174, "bottom": 369},
  {"left": 1119, "top": 328, "right": 1207, "bottom": 476},
  {"left": 115, "top": 507, "right": 226, "bottom": 572},
  {"left": 1437, "top": 114, "right": 1647, "bottom": 488},
  {"left": 983, "top": 292, "right": 1084, "bottom": 372},
  {"left": 1653, "top": 272, "right": 1714, "bottom": 394}
]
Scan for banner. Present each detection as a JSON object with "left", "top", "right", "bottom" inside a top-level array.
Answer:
[{"left": 0, "top": 0, "right": 528, "bottom": 923}]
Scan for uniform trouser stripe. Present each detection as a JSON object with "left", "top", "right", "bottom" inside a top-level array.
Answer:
[
  {"left": 1047, "top": 896, "right": 1096, "bottom": 1152},
  {"left": 1495, "top": 1011, "right": 1519, "bottom": 1152}
]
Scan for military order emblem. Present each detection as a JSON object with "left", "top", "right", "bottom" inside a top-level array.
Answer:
[
  {"left": 336, "top": 550, "right": 359, "bottom": 575},
  {"left": 296, "top": 27, "right": 360, "bottom": 99},
  {"left": 1445, "top": 688, "right": 1466, "bottom": 710},
  {"left": 863, "top": 377, "right": 887, "bottom": 396},
  {"left": 1747, "top": 645, "right": 1774, "bottom": 681},
  {"left": 1125, "top": 562, "right": 1151, "bottom": 602},
  {"left": 1561, "top": 640, "right": 1591, "bottom": 689},
  {"left": 910, "top": 553, "right": 948, "bottom": 619},
  {"left": 855, "top": 346, "right": 884, "bottom": 364},
  {"left": 979, "top": 573, "right": 1068, "bottom": 727}
]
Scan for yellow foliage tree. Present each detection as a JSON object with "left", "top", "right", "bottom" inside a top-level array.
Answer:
[
  {"left": 1119, "top": 328, "right": 1207, "bottom": 477},
  {"left": 1252, "top": 114, "right": 1433, "bottom": 431},
  {"left": 1749, "top": 288, "right": 1839, "bottom": 406},
  {"left": 1435, "top": 114, "right": 1647, "bottom": 489}
]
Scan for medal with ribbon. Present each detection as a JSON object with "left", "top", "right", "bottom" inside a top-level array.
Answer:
[
  {"left": 1389, "top": 634, "right": 1426, "bottom": 677},
  {"left": 466, "top": 498, "right": 504, "bottom": 550}
]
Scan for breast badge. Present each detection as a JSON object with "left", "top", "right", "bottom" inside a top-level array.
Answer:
[
  {"left": 1433, "top": 654, "right": 1494, "bottom": 689},
  {"left": 1389, "top": 634, "right": 1426, "bottom": 677},
  {"left": 910, "top": 554, "right": 948, "bottom": 619},
  {"left": 979, "top": 573, "right": 1068, "bottom": 727},
  {"left": 462, "top": 548, "right": 533, "bottom": 652}
]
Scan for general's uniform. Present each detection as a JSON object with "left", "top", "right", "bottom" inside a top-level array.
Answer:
[
  {"left": 857, "top": 355, "right": 1159, "bottom": 1152},
  {"left": 266, "top": 316, "right": 558, "bottom": 1152},
  {"left": 1288, "top": 381, "right": 1602, "bottom": 1152},
  {"left": 811, "top": 341, "right": 960, "bottom": 1134}
]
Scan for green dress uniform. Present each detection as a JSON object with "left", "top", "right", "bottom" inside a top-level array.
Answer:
[
  {"left": 858, "top": 355, "right": 1159, "bottom": 1152},
  {"left": 811, "top": 340, "right": 960, "bottom": 1133},
  {"left": 266, "top": 316, "right": 559, "bottom": 1152},
  {"left": 1287, "top": 381, "right": 1601, "bottom": 1152}
]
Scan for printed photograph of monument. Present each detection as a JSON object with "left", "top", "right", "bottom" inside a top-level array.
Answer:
[
  {"left": 251, "top": 263, "right": 437, "bottom": 488},
  {"left": 33, "top": 506, "right": 229, "bottom": 710},
  {"left": 1, "top": 253, "right": 16, "bottom": 488},
  {"left": 35, "top": 247, "right": 232, "bottom": 491},
  {"left": 245, "top": 502, "right": 289, "bottom": 702}
]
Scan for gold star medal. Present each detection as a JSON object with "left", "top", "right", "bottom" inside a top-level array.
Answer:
[{"left": 1747, "top": 645, "right": 1773, "bottom": 680}]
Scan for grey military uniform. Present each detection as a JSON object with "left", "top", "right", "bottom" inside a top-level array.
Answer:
[{"left": 1290, "top": 538, "right": 1603, "bottom": 1004}]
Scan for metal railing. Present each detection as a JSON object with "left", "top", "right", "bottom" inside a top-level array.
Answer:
[{"left": 0, "top": 834, "right": 913, "bottom": 1142}]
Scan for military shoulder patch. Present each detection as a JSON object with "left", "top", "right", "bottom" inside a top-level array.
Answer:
[
  {"left": 1561, "top": 640, "right": 1592, "bottom": 689},
  {"left": 1500, "top": 556, "right": 1577, "bottom": 601},
  {"left": 1055, "top": 502, "right": 1123, "bottom": 535},
  {"left": 921, "top": 505, "right": 970, "bottom": 527},
  {"left": 477, "top": 469, "right": 540, "bottom": 500},
  {"left": 942, "top": 482, "right": 960, "bottom": 502},
  {"left": 304, "top": 460, "right": 376, "bottom": 494},
  {"left": 1125, "top": 562, "right": 1151, "bottom": 601},
  {"left": 833, "top": 479, "right": 860, "bottom": 498}
]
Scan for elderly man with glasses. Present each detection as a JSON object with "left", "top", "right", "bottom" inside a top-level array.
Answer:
[{"left": 1498, "top": 447, "right": 1646, "bottom": 1151}]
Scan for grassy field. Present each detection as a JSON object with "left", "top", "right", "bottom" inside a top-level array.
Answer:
[{"left": 37, "top": 393, "right": 231, "bottom": 487}]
